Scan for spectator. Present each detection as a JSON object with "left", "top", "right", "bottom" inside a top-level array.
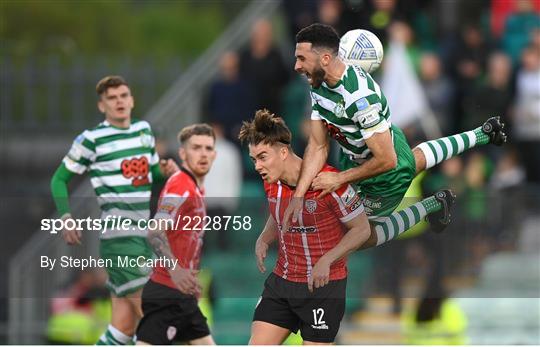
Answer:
[
  {"left": 317, "top": 0, "right": 354, "bottom": 36},
  {"left": 206, "top": 51, "right": 254, "bottom": 143},
  {"left": 282, "top": 1, "right": 318, "bottom": 44},
  {"left": 448, "top": 25, "right": 491, "bottom": 128},
  {"left": 419, "top": 53, "right": 455, "bottom": 134},
  {"left": 239, "top": 19, "right": 289, "bottom": 114},
  {"left": 462, "top": 52, "right": 513, "bottom": 132},
  {"left": 502, "top": 0, "right": 540, "bottom": 65},
  {"left": 204, "top": 122, "right": 243, "bottom": 250},
  {"left": 513, "top": 45, "right": 540, "bottom": 182},
  {"left": 362, "top": 0, "right": 399, "bottom": 44}
]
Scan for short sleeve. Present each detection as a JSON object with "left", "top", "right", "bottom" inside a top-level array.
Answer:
[
  {"left": 327, "top": 184, "right": 365, "bottom": 223},
  {"left": 62, "top": 131, "right": 96, "bottom": 174},
  {"left": 352, "top": 97, "right": 390, "bottom": 140},
  {"left": 149, "top": 134, "right": 159, "bottom": 166},
  {"left": 310, "top": 91, "right": 323, "bottom": 120},
  {"left": 154, "top": 189, "right": 189, "bottom": 222}
]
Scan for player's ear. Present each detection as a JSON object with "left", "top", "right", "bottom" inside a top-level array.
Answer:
[
  {"left": 178, "top": 147, "right": 186, "bottom": 162},
  {"left": 97, "top": 99, "right": 105, "bottom": 114},
  {"left": 321, "top": 53, "right": 331, "bottom": 67},
  {"left": 279, "top": 146, "right": 288, "bottom": 160}
]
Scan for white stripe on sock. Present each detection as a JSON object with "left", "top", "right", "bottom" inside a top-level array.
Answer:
[
  {"left": 441, "top": 137, "right": 453, "bottom": 160},
  {"left": 395, "top": 213, "right": 405, "bottom": 237},
  {"left": 466, "top": 130, "right": 476, "bottom": 147},
  {"left": 455, "top": 135, "right": 465, "bottom": 154},
  {"left": 403, "top": 208, "right": 416, "bottom": 235},
  {"left": 416, "top": 202, "right": 428, "bottom": 218},
  {"left": 375, "top": 224, "right": 386, "bottom": 246},
  {"left": 384, "top": 218, "right": 394, "bottom": 240},
  {"left": 432, "top": 141, "right": 444, "bottom": 165},
  {"left": 108, "top": 325, "right": 132, "bottom": 345},
  {"left": 417, "top": 143, "right": 436, "bottom": 169}
]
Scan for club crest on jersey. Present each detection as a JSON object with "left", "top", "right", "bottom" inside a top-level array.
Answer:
[
  {"left": 166, "top": 326, "right": 177, "bottom": 341},
  {"left": 333, "top": 100, "right": 346, "bottom": 118},
  {"left": 305, "top": 199, "right": 317, "bottom": 214},
  {"left": 140, "top": 132, "right": 152, "bottom": 148}
]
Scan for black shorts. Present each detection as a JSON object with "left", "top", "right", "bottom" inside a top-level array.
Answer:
[
  {"left": 253, "top": 272, "right": 347, "bottom": 343},
  {"left": 136, "top": 280, "right": 210, "bottom": 344}
]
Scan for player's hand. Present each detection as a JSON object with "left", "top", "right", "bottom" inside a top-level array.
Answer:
[
  {"left": 160, "top": 159, "right": 179, "bottom": 177},
  {"left": 170, "top": 267, "right": 201, "bottom": 296},
  {"left": 282, "top": 197, "right": 304, "bottom": 233},
  {"left": 308, "top": 257, "right": 331, "bottom": 293},
  {"left": 255, "top": 238, "right": 269, "bottom": 273},
  {"left": 61, "top": 214, "right": 82, "bottom": 245},
  {"left": 312, "top": 171, "right": 342, "bottom": 198}
]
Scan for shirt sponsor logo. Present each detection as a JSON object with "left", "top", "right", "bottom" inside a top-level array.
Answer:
[
  {"left": 289, "top": 226, "right": 317, "bottom": 233},
  {"left": 363, "top": 197, "right": 382, "bottom": 209},
  {"left": 311, "top": 323, "right": 329, "bottom": 330}
]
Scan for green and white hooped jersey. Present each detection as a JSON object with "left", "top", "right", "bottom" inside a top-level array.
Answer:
[
  {"left": 63, "top": 119, "right": 159, "bottom": 239},
  {"left": 310, "top": 64, "right": 394, "bottom": 164}
]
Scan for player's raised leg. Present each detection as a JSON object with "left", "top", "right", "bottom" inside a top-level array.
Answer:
[
  {"left": 414, "top": 117, "right": 507, "bottom": 174},
  {"left": 359, "top": 189, "right": 456, "bottom": 249},
  {"left": 249, "top": 321, "right": 291, "bottom": 345}
]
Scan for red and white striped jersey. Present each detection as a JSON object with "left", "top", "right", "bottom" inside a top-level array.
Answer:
[
  {"left": 151, "top": 167, "right": 206, "bottom": 290},
  {"left": 265, "top": 164, "right": 365, "bottom": 283}
]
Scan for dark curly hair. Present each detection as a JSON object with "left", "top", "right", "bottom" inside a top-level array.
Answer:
[{"left": 296, "top": 23, "right": 340, "bottom": 55}]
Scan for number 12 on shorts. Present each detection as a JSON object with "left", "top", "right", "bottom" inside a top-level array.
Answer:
[{"left": 312, "top": 308, "right": 325, "bottom": 325}]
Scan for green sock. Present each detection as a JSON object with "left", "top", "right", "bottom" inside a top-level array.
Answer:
[
  {"left": 416, "top": 126, "right": 489, "bottom": 170},
  {"left": 372, "top": 196, "right": 442, "bottom": 245}
]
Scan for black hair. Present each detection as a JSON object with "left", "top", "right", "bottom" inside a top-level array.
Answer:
[{"left": 296, "top": 23, "right": 340, "bottom": 55}]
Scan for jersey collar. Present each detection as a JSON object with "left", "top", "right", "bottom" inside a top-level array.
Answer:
[
  {"left": 181, "top": 166, "right": 199, "bottom": 188},
  {"left": 323, "top": 64, "right": 349, "bottom": 90}
]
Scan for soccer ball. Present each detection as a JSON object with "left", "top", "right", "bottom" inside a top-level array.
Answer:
[{"left": 339, "top": 29, "right": 384, "bottom": 74}]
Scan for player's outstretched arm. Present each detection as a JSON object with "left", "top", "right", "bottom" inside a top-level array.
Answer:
[
  {"left": 282, "top": 120, "right": 329, "bottom": 231},
  {"left": 147, "top": 225, "right": 200, "bottom": 295},
  {"left": 335, "top": 129, "right": 397, "bottom": 186},
  {"left": 308, "top": 211, "right": 370, "bottom": 292},
  {"left": 50, "top": 163, "right": 82, "bottom": 245},
  {"left": 255, "top": 216, "right": 279, "bottom": 273}
]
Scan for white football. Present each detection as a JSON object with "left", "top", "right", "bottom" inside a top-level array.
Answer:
[{"left": 339, "top": 29, "right": 384, "bottom": 74}]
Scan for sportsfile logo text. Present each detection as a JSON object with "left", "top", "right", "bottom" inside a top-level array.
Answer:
[
  {"left": 40, "top": 216, "right": 175, "bottom": 234},
  {"left": 41, "top": 215, "right": 253, "bottom": 234}
]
